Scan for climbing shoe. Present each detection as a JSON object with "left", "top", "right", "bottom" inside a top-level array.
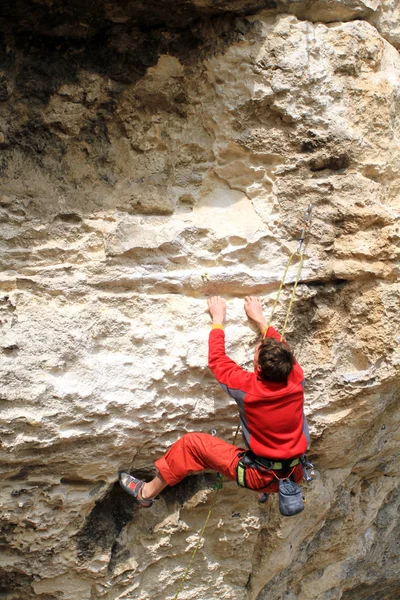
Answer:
[
  {"left": 118, "top": 472, "right": 153, "bottom": 508},
  {"left": 258, "top": 493, "right": 269, "bottom": 504}
]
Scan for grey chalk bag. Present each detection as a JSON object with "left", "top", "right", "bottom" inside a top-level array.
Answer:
[{"left": 278, "top": 478, "right": 305, "bottom": 517}]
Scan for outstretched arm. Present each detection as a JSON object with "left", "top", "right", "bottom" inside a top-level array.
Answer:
[
  {"left": 244, "top": 296, "right": 283, "bottom": 341},
  {"left": 207, "top": 296, "right": 253, "bottom": 398},
  {"left": 245, "top": 296, "right": 302, "bottom": 373}
]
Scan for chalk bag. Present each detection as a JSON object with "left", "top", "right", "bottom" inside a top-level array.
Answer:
[{"left": 278, "top": 477, "right": 304, "bottom": 517}]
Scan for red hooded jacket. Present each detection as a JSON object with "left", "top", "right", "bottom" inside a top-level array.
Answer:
[{"left": 208, "top": 326, "right": 309, "bottom": 460}]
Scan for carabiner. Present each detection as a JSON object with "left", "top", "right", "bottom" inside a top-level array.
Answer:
[
  {"left": 302, "top": 461, "right": 315, "bottom": 482},
  {"left": 297, "top": 203, "right": 313, "bottom": 253},
  {"left": 301, "top": 455, "right": 316, "bottom": 481},
  {"left": 304, "top": 203, "right": 313, "bottom": 227}
]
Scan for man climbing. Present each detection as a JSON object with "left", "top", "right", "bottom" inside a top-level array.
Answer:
[{"left": 119, "top": 296, "right": 309, "bottom": 507}]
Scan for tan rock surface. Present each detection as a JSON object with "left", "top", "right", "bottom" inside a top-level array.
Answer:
[{"left": 0, "top": 3, "right": 399, "bottom": 600}]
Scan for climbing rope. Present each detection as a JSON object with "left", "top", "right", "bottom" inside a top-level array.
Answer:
[
  {"left": 230, "top": 205, "right": 312, "bottom": 480},
  {"left": 267, "top": 204, "right": 313, "bottom": 338},
  {"left": 173, "top": 205, "right": 312, "bottom": 600},
  {"left": 232, "top": 423, "right": 241, "bottom": 446},
  {"left": 173, "top": 472, "right": 223, "bottom": 600},
  {"left": 172, "top": 422, "right": 244, "bottom": 599}
]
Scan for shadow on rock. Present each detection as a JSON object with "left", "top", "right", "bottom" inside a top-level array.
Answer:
[
  {"left": 76, "top": 479, "right": 137, "bottom": 562},
  {"left": 76, "top": 472, "right": 217, "bottom": 563}
]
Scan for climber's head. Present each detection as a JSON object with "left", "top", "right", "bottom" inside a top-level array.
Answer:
[{"left": 254, "top": 337, "right": 295, "bottom": 383}]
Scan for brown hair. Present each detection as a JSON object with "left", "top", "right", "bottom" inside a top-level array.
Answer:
[{"left": 257, "top": 337, "right": 295, "bottom": 383}]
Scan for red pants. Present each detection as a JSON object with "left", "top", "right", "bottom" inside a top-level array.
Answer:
[{"left": 155, "top": 433, "right": 303, "bottom": 494}]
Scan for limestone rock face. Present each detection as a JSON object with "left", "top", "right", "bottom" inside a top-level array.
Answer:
[{"left": 0, "top": 2, "right": 399, "bottom": 600}]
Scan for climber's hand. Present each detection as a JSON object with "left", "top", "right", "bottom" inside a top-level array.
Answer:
[
  {"left": 244, "top": 296, "right": 268, "bottom": 331},
  {"left": 207, "top": 296, "right": 226, "bottom": 325}
]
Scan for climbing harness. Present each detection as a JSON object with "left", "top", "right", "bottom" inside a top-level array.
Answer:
[
  {"left": 235, "top": 450, "right": 311, "bottom": 517},
  {"left": 236, "top": 451, "right": 301, "bottom": 489}
]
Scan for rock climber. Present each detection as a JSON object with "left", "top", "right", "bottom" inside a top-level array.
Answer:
[{"left": 119, "top": 296, "right": 310, "bottom": 507}]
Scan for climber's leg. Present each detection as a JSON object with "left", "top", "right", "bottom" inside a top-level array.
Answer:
[
  {"left": 120, "top": 433, "right": 242, "bottom": 502},
  {"left": 141, "top": 472, "right": 168, "bottom": 500},
  {"left": 154, "top": 432, "right": 241, "bottom": 487},
  {"left": 257, "top": 492, "right": 269, "bottom": 503}
]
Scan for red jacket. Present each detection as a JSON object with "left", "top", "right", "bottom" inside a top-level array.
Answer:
[{"left": 208, "top": 326, "right": 309, "bottom": 460}]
